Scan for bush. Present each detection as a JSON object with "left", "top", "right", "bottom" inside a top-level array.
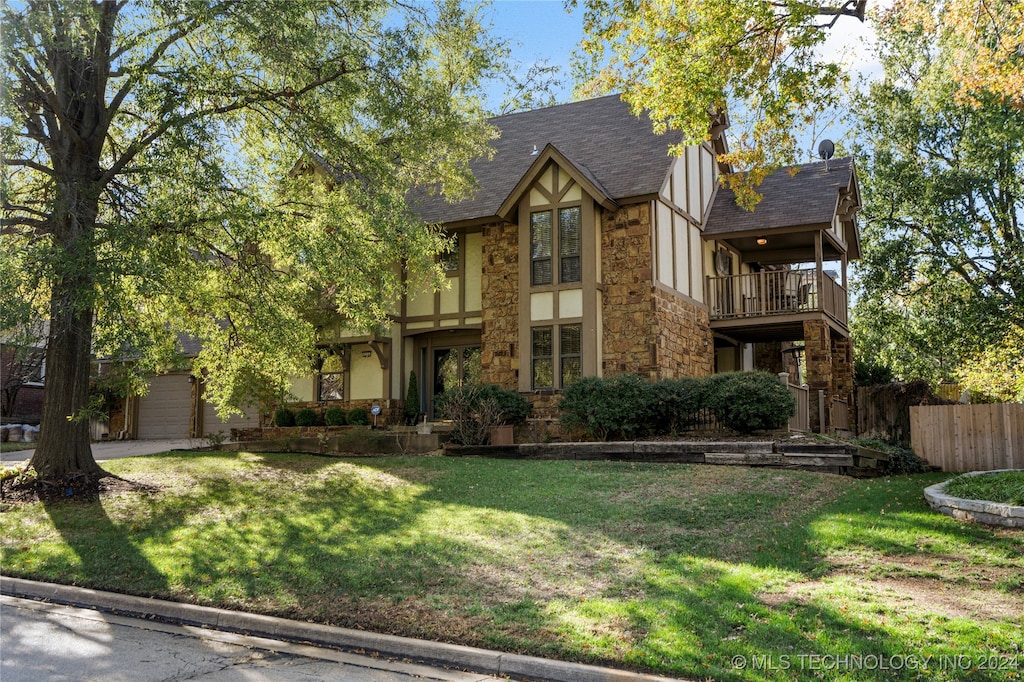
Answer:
[
  {"left": 559, "top": 374, "right": 655, "bottom": 441},
  {"left": 650, "top": 377, "right": 704, "bottom": 435},
  {"left": 404, "top": 371, "right": 420, "bottom": 424},
  {"left": 294, "top": 408, "right": 319, "bottom": 427},
  {"left": 348, "top": 407, "right": 369, "bottom": 425},
  {"left": 324, "top": 406, "right": 347, "bottom": 426},
  {"left": 274, "top": 408, "right": 295, "bottom": 427},
  {"left": 852, "top": 437, "right": 931, "bottom": 475},
  {"left": 703, "top": 372, "right": 795, "bottom": 434},
  {"left": 476, "top": 384, "right": 530, "bottom": 424}
]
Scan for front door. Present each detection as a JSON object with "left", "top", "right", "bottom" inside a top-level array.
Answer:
[{"left": 430, "top": 345, "right": 481, "bottom": 418}]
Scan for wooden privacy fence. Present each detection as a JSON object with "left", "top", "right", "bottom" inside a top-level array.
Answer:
[{"left": 910, "top": 404, "right": 1024, "bottom": 472}]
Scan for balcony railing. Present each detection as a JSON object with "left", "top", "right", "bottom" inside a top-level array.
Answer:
[{"left": 706, "top": 268, "right": 847, "bottom": 327}]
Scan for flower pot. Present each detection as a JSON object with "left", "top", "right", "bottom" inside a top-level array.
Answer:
[{"left": 489, "top": 424, "right": 514, "bottom": 446}]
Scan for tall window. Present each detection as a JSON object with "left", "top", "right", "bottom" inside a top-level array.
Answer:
[
  {"left": 560, "top": 323, "right": 581, "bottom": 386},
  {"left": 531, "top": 326, "right": 553, "bottom": 389},
  {"left": 532, "top": 323, "right": 582, "bottom": 390},
  {"left": 531, "top": 207, "right": 580, "bottom": 286},
  {"left": 559, "top": 207, "right": 581, "bottom": 283},
  {"left": 530, "top": 212, "right": 552, "bottom": 285}
]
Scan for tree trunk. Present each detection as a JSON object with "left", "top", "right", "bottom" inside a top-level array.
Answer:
[{"left": 30, "top": 280, "right": 104, "bottom": 480}]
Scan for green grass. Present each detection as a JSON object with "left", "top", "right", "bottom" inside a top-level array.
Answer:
[
  {"left": 0, "top": 441, "right": 35, "bottom": 453},
  {"left": 2, "top": 453, "right": 1022, "bottom": 681},
  {"left": 945, "top": 472, "right": 1024, "bottom": 506}
]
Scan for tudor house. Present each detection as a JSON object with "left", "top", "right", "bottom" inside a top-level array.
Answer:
[
  {"left": 124, "top": 95, "right": 860, "bottom": 439},
  {"left": 280, "top": 95, "right": 860, "bottom": 434}
]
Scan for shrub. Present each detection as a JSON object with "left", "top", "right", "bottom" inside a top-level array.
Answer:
[
  {"left": 348, "top": 407, "right": 369, "bottom": 425},
  {"left": 477, "top": 384, "right": 530, "bottom": 424},
  {"left": 324, "top": 406, "right": 347, "bottom": 426},
  {"left": 404, "top": 371, "right": 420, "bottom": 424},
  {"left": 703, "top": 371, "right": 794, "bottom": 434},
  {"left": 559, "top": 374, "right": 655, "bottom": 441},
  {"left": 294, "top": 408, "right": 319, "bottom": 427},
  {"left": 274, "top": 408, "right": 295, "bottom": 427},
  {"left": 852, "top": 437, "right": 931, "bottom": 475},
  {"left": 650, "top": 377, "right": 704, "bottom": 435}
]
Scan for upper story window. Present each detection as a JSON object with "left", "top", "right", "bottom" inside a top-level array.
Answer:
[
  {"left": 440, "top": 233, "right": 459, "bottom": 272},
  {"left": 531, "top": 206, "right": 581, "bottom": 286}
]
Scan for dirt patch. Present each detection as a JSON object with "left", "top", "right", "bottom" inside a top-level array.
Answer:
[
  {"left": 1, "top": 474, "right": 159, "bottom": 506},
  {"left": 763, "top": 573, "right": 1024, "bottom": 623}
]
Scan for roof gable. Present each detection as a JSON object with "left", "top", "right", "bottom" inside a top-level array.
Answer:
[
  {"left": 495, "top": 144, "right": 618, "bottom": 220},
  {"left": 410, "top": 95, "right": 677, "bottom": 225}
]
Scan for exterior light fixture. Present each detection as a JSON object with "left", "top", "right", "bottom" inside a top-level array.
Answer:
[{"left": 756, "top": 237, "right": 768, "bottom": 246}]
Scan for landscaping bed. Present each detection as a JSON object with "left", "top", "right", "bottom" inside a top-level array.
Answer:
[{"left": 2, "top": 452, "right": 1021, "bottom": 681}]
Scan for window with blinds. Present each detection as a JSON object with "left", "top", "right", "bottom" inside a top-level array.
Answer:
[
  {"left": 560, "top": 323, "right": 581, "bottom": 386},
  {"left": 530, "top": 211, "right": 552, "bottom": 285},
  {"left": 532, "top": 206, "right": 581, "bottom": 286},
  {"left": 531, "top": 326, "right": 554, "bottom": 389},
  {"left": 559, "top": 207, "right": 581, "bottom": 283}
]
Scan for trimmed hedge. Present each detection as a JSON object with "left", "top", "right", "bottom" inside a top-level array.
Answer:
[
  {"left": 559, "top": 371, "right": 795, "bottom": 440},
  {"left": 703, "top": 372, "right": 795, "bottom": 434},
  {"left": 348, "top": 407, "right": 369, "bottom": 425},
  {"left": 273, "top": 408, "right": 295, "bottom": 427},
  {"left": 324, "top": 406, "right": 347, "bottom": 426},
  {"left": 294, "top": 408, "right": 319, "bottom": 427}
]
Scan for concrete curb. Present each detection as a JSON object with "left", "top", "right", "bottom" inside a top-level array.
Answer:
[
  {"left": 0, "top": 576, "right": 683, "bottom": 682},
  {"left": 923, "top": 470, "right": 1024, "bottom": 528}
]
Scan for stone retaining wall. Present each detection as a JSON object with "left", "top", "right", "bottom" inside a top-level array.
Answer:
[{"left": 923, "top": 470, "right": 1024, "bottom": 528}]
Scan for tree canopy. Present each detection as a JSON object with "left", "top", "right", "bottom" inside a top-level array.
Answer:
[
  {"left": 851, "top": 0, "right": 1024, "bottom": 397},
  {"left": 572, "top": 0, "right": 867, "bottom": 206},
  {"left": 1, "top": 0, "right": 502, "bottom": 479}
]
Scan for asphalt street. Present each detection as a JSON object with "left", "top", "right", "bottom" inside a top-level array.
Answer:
[{"left": 1, "top": 595, "right": 503, "bottom": 682}]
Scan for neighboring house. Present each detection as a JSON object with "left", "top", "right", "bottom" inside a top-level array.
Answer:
[
  {"left": 1, "top": 342, "right": 46, "bottom": 424},
  {"left": 289, "top": 95, "right": 861, "bottom": 432}
]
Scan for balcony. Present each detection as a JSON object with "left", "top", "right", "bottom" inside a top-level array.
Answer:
[{"left": 706, "top": 268, "right": 849, "bottom": 342}]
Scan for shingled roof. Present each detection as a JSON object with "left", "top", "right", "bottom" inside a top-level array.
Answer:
[
  {"left": 704, "top": 157, "right": 856, "bottom": 235},
  {"left": 411, "top": 95, "right": 678, "bottom": 225}
]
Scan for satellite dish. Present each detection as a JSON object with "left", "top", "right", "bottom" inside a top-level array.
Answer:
[{"left": 818, "top": 139, "right": 835, "bottom": 160}]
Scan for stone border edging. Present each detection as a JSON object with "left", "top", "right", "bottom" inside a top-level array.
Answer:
[
  {"left": 923, "top": 469, "right": 1024, "bottom": 528},
  {"left": 0, "top": 576, "right": 680, "bottom": 682}
]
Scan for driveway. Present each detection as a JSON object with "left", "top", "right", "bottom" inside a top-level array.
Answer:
[{"left": 1, "top": 439, "right": 199, "bottom": 465}]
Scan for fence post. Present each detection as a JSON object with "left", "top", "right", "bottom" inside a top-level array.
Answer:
[
  {"left": 778, "top": 372, "right": 789, "bottom": 386},
  {"left": 818, "top": 389, "right": 826, "bottom": 434}
]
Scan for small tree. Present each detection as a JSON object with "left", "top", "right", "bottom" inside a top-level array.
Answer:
[{"left": 404, "top": 371, "right": 420, "bottom": 425}]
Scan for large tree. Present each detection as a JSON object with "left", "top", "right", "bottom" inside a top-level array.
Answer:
[
  {"left": 851, "top": 0, "right": 1024, "bottom": 384},
  {"left": 572, "top": 0, "right": 868, "bottom": 206},
  {"left": 1, "top": 0, "right": 500, "bottom": 483}
]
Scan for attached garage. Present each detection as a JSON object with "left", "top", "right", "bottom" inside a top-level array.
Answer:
[{"left": 136, "top": 374, "right": 193, "bottom": 439}]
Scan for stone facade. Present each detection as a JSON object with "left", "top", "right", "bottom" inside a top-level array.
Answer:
[
  {"left": 601, "top": 204, "right": 660, "bottom": 377},
  {"left": 804, "top": 319, "right": 833, "bottom": 431},
  {"left": 754, "top": 342, "right": 802, "bottom": 381},
  {"left": 479, "top": 220, "right": 519, "bottom": 389},
  {"left": 831, "top": 335, "right": 854, "bottom": 426},
  {"left": 653, "top": 288, "right": 713, "bottom": 379}
]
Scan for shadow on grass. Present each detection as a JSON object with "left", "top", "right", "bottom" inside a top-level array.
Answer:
[
  {"left": 9, "top": 453, "right": 1021, "bottom": 681},
  {"left": 39, "top": 496, "right": 169, "bottom": 596}
]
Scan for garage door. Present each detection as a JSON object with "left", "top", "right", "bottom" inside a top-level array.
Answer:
[
  {"left": 137, "top": 374, "right": 192, "bottom": 439},
  {"left": 201, "top": 398, "right": 261, "bottom": 437}
]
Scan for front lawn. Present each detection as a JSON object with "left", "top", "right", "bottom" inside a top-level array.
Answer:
[{"left": 1, "top": 453, "right": 1021, "bottom": 680}]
